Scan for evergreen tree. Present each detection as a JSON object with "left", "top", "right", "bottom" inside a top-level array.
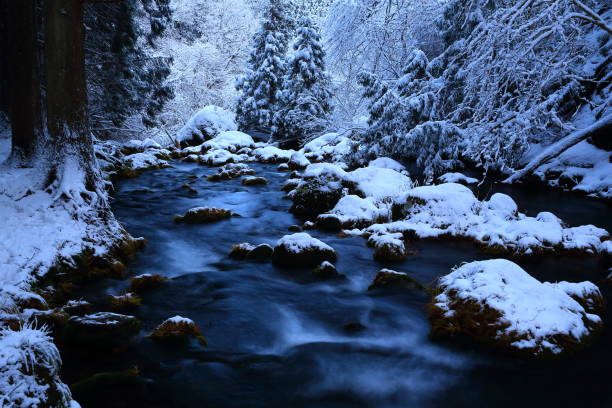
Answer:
[
  {"left": 235, "top": 0, "right": 292, "bottom": 131},
  {"left": 271, "top": 17, "right": 332, "bottom": 144},
  {"left": 85, "top": 0, "right": 173, "bottom": 138}
]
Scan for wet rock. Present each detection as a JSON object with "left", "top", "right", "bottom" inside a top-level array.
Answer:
[
  {"left": 242, "top": 176, "right": 268, "bottom": 186},
  {"left": 343, "top": 321, "right": 366, "bottom": 333},
  {"left": 65, "top": 312, "right": 140, "bottom": 347},
  {"left": 150, "top": 316, "right": 207, "bottom": 345},
  {"left": 272, "top": 233, "right": 337, "bottom": 267},
  {"left": 229, "top": 243, "right": 273, "bottom": 260},
  {"left": 289, "top": 179, "right": 346, "bottom": 216},
  {"left": 368, "top": 234, "right": 414, "bottom": 261},
  {"left": 281, "top": 178, "right": 300, "bottom": 192},
  {"left": 229, "top": 243, "right": 256, "bottom": 260},
  {"left": 181, "top": 183, "right": 198, "bottom": 194},
  {"left": 289, "top": 171, "right": 302, "bottom": 179},
  {"left": 174, "top": 207, "right": 233, "bottom": 224},
  {"left": 129, "top": 274, "right": 167, "bottom": 293},
  {"left": 288, "top": 225, "right": 302, "bottom": 232},
  {"left": 368, "top": 269, "right": 425, "bottom": 291},
  {"left": 316, "top": 214, "right": 342, "bottom": 232},
  {"left": 71, "top": 366, "right": 145, "bottom": 404},
  {"left": 207, "top": 163, "right": 255, "bottom": 181},
  {"left": 277, "top": 163, "right": 290, "bottom": 171},
  {"left": 62, "top": 299, "right": 92, "bottom": 316},
  {"left": 303, "top": 221, "right": 316, "bottom": 230},
  {"left": 108, "top": 293, "right": 142, "bottom": 312},
  {"left": 312, "top": 261, "right": 344, "bottom": 280}
]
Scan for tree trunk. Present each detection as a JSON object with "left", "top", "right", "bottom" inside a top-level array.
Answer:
[
  {"left": 43, "top": 0, "right": 102, "bottom": 201},
  {"left": 503, "top": 114, "right": 612, "bottom": 184},
  {"left": 0, "top": 0, "right": 9, "bottom": 116},
  {"left": 6, "top": 0, "right": 44, "bottom": 162}
]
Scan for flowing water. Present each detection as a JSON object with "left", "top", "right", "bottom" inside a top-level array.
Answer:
[{"left": 66, "top": 162, "right": 612, "bottom": 407}]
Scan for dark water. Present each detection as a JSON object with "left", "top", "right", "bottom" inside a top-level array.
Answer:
[{"left": 70, "top": 162, "right": 611, "bottom": 407}]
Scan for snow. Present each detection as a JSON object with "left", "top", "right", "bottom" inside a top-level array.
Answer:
[
  {"left": 276, "top": 233, "right": 334, "bottom": 254},
  {"left": 363, "top": 183, "right": 610, "bottom": 254},
  {"left": 349, "top": 167, "right": 413, "bottom": 200},
  {"left": 324, "top": 195, "right": 388, "bottom": 226},
  {"left": 165, "top": 315, "right": 196, "bottom": 325},
  {"left": 251, "top": 146, "right": 295, "bottom": 162},
  {"left": 301, "top": 162, "right": 348, "bottom": 179},
  {"left": 301, "top": 132, "right": 355, "bottom": 162},
  {"left": 0, "top": 325, "right": 78, "bottom": 407},
  {"left": 200, "top": 149, "right": 246, "bottom": 166},
  {"left": 202, "top": 130, "right": 255, "bottom": 152},
  {"left": 289, "top": 151, "right": 311, "bottom": 168},
  {"left": 177, "top": 105, "right": 237, "bottom": 144},
  {"left": 124, "top": 138, "right": 162, "bottom": 151},
  {"left": 534, "top": 140, "right": 612, "bottom": 199},
  {"left": 124, "top": 151, "right": 168, "bottom": 170},
  {"left": 433, "top": 259, "right": 603, "bottom": 355},
  {"left": 438, "top": 172, "right": 478, "bottom": 184},
  {"left": 367, "top": 157, "right": 407, "bottom": 173}
]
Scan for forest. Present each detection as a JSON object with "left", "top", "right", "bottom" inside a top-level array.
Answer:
[{"left": 0, "top": 0, "right": 610, "bottom": 407}]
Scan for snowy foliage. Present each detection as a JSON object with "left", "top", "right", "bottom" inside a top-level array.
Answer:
[
  {"left": 236, "top": 0, "right": 293, "bottom": 130},
  {"left": 272, "top": 17, "right": 333, "bottom": 142},
  {"left": 354, "top": 0, "right": 611, "bottom": 180}
]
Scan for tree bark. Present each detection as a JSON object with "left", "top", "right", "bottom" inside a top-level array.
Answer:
[
  {"left": 6, "top": 0, "right": 44, "bottom": 162},
  {"left": 503, "top": 114, "right": 612, "bottom": 184}
]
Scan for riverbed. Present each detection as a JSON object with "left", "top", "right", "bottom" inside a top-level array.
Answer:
[{"left": 65, "top": 162, "right": 612, "bottom": 407}]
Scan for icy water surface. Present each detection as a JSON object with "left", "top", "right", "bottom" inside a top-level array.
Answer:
[{"left": 69, "top": 162, "right": 611, "bottom": 407}]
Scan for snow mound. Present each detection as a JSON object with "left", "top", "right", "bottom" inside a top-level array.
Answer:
[
  {"left": 124, "top": 151, "right": 168, "bottom": 170},
  {"left": 203, "top": 130, "right": 254, "bottom": 152},
  {"left": 368, "top": 157, "right": 407, "bottom": 173},
  {"left": 365, "top": 183, "right": 610, "bottom": 255},
  {"left": 251, "top": 146, "right": 294, "bottom": 163},
  {"left": 349, "top": 167, "right": 413, "bottom": 200},
  {"left": 438, "top": 172, "right": 478, "bottom": 184},
  {"left": 177, "top": 106, "right": 237, "bottom": 146},
  {"left": 301, "top": 132, "right": 356, "bottom": 162},
  {"left": 200, "top": 149, "right": 246, "bottom": 166},
  {"left": 276, "top": 232, "right": 334, "bottom": 253},
  {"left": 319, "top": 195, "right": 389, "bottom": 228},
  {"left": 430, "top": 259, "right": 603, "bottom": 356}
]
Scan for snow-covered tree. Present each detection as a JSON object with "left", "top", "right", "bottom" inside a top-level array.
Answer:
[
  {"left": 153, "top": 0, "right": 258, "bottom": 138},
  {"left": 236, "top": 0, "right": 293, "bottom": 131},
  {"left": 272, "top": 17, "right": 333, "bottom": 144},
  {"left": 355, "top": 0, "right": 612, "bottom": 180}
]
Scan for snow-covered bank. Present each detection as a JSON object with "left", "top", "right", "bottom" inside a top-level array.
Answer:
[
  {"left": 429, "top": 259, "right": 604, "bottom": 357},
  {"left": 0, "top": 133, "right": 135, "bottom": 407}
]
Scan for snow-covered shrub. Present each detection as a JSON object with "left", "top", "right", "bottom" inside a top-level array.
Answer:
[
  {"left": 355, "top": 0, "right": 611, "bottom": 179},
  {"left": 177, "top": 106, "right": 238, "bottom": 146},
  {"left": 0, "top": 326, "right": 77, "bottom": 407}
]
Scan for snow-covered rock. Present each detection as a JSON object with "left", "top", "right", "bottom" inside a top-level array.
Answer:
[
  {"left": 438, "top": 172, "right": 478, "bottom": 185},
  {"left": 150, "top": 315, "right": 207, "bottom": 345},
  {"left": 301, "top": 132, "right": 356, "bottom": 162},
  {"left": 272, "top": 233, "right": 337, "bottom": 267},
  {"left": 123, "top": 151, "right": 169, "bottom": 172},
  {"left": 206, "top": 163, "right": 255, "bottom": 181},
  {"left": 200, "top": 149, "right": 246, "bottom": 166},
  {"left": 202, "top": 130, "right": 255, "bottom": 152},
  {"left": 364, "top": 183, "right": 611, "bottom": 255},
  {"left": 177, "top": 105, "right": 237, "bottom": 146},
  {"left": 429, "top": 259, "right": 604, "bottom": 357},
  {"left": 367, "top": 157, "right": 407, "bottom": 174},
  {"left": 251, "top": 146, "right": 294, "bottom": 163},
  {"left": 288, "top": 151, "right": 311, "bottom": 169},
  {"left": 317, "top": 195, "right": 389, "bottom": 230},
  {"left": 349, "top": 167, "right": 413, "bottom": 200}
]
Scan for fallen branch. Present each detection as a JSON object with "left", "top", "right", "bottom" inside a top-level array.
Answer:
[{"left": 503, "top": 113, "right": 612, "bottom": 183}]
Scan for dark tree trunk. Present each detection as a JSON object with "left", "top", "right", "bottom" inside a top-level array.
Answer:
[
  {"left": 43, "top": 0, "right": 99, "bottom": 194},
  {"left": 6, "top": 0, "right": 44, "bottom": 162},
  {"left": 0, "top": 0, "right": 9, "bottom": 116}
]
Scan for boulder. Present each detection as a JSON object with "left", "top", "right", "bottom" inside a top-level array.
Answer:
[
  {"left": 428, "top": 259, "right": 604, "bottom": 358},
  {"left": 242, "top": 176, "right": 268, "bottom": 186},
  {"left": 229, "top": 243, "right": 273, "bottom": 260},
  {"left": 207, "top": 163, "right": 255, "bottom": 181},
  {"left": 174, "top": 207, "right": 233, "bottom": 224},
  {"left": 149, "top": 316, "right": 207, "bottom": 345},
  {"left": 129, "top": 274, "right": 167, "bottom": 293},
  {"left": 272, "top": 233, "right": 337, "bottom": 267},
  {"left": 312, "top": 261, "right": 344, "bottom": 280},
  {"left": 368, "top": 234, "right": 413, "bottom": 261},
  {"left": 368, "top": 269, "right": 425, "bottom": 291},
  {"left": 108, "top": 293, "right": 142, "bottom": 312},
  {"left": 65, "top": 312, "right": 140, "bottom": 347}
]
